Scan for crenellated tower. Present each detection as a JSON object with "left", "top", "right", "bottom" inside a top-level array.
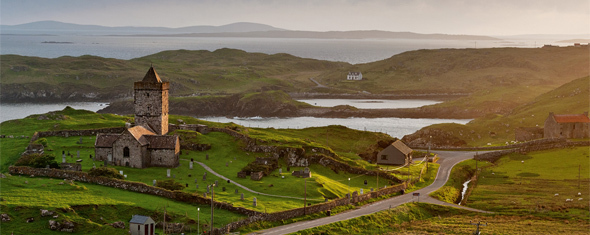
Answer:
[{"left": 134, "top": 66, "right": 169, "bottom": 135}]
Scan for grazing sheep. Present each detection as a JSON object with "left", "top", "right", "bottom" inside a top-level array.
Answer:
[
  {"left": 579, "top": 198, "right": 583, "bottom": 201},
  {"left": 578, "top": 192, "right": 582, "bottom": 196},
  {"left": 566, "top": 199, "right": 573, "bottom": 202},
  {"left": 554, "top": 193, "right": 559, "bottom": 196}
]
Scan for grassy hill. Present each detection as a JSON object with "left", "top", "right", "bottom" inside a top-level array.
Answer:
[{"left": 403, "top": 76, "right": 589, "bottom": 146}]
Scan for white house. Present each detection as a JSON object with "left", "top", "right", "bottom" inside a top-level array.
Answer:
[
  {"left": 129, "top": 215, "right": 155, "bottom": 235},
  {"left": 347, "top": 72, "right": 363, "bottom": 80}
]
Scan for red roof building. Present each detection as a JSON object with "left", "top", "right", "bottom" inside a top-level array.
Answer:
[{"left": 544, "top": 112, "right": 590, "bottom": 139}]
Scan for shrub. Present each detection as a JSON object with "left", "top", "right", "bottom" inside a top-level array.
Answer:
[
  {"left": 15, "top": 153, "right": 60, "bottom": 168},
  {"left": 34, "top": 138, "right": 49, "bottom": 147},
  {"left": 430, "top": 186, "right": 460, "bottom": 203},
  {"left": 156, "top": 179, "right": 185, "bottom": 191},
  {"left": 88, "top": 167, "right": 124, "bottom": 179}
]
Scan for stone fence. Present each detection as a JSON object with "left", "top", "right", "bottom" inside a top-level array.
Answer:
[
  {"left": 475, "top": 140, "right": 590, "bottom": 162},
  {"left": 32, "top": 127, "right": 127, "bottom": 142},
  {"left": 8, "top": 166, "right": 261, "bottom": 217},
  {"left": 410, "top": 138, "right": 567, "bottom": 151}
]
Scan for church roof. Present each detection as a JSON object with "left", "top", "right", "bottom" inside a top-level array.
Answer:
[
  {"left": 390, "top": 140, "right": 413, "bottom": 155},
  {"left": 142, "top": 66, "right": 162, "bottom": 83},
  {"left": 144, "top": 135, "right": 178, "bottom": 149},
  {"left": 95, "top": 133, "right": 120, "bottom": 148},
  {"left": 127, "top": 126, "right": 156, "bottom": 146},
  {"left": 553, "top": 114, "right": 590, "bottom": 123}
]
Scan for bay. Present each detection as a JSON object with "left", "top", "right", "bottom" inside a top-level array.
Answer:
[
  {"left": 200, "top": 116, "right": 470, "bottom": 139},
  {"left": 0, "top": 102, "right": 109, "bottom": 123},
  {"left": 0, "top": 34, "right": 566, "bottom": 64},
  {"left": 297, "top": 99, "right": 441, "bottom": 109}
]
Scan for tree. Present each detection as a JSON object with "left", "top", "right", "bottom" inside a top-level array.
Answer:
[
  {"left": 15, "top": 153, "right": 60, "bottom": 168},
  {"left": 88, "top": 167, "right": 124, "bottom": 179}
]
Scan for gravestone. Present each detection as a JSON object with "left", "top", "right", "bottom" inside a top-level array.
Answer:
[
  {"left": 279, "top": 168, "right": 282, "bottom": 174},
  {"left": 235, "top": 189, "right": 238, "bottom": 194},
  {"left": 62, "top": 154, "right": 66, "bottom": 163},
  {"left": 225, "top": 162, "right": 229, "bottom": 167},
  {"left": 173, "top": 174, "right": 176, "bottom": 179},
  {"left": 206, "top": 154, "right": 209, "bottom": 160},
  {"left": 119, "top": 171, "right": 123, "bottom": 175},
  {"left": 227, "top": 179, "right": 230, "bottom": 183},
  {"left": 206, "top": 186, "right": 210, "bottom": 194},
  {"left": 371, "top": 188, "right": 374, "bottom": 192},
  {"left": 196, "top": 184, "right": 199, "bottom": 189},
  {"left": 287, "top": 166, "right": 290, "bottom": 171},
  {"left": 240, "top": 193, "right": 244, "bottom": 201},
  {"left": 191, "top": 158, "right": 194, "bottom": 162},
  {"left": 194, "top": 179, "right": 198, "bottom": 183},
  {"left": 92, "top": 163, "right": 96, "bottom": 169},
  {"left": 360, "top": 189, "right": 364, "bottom": 195},
  {"left": 253, "top": 197, "right": 257, "bottom": 207},
  {"left": 167, "top": 169, "right": 171, "bottom": 178},
  {"left": 124, "top": 175, "right": 127, "bottom": 179},
  {"left": 202, "top": 173, "right": 206, "bottom": 181},
  {"left": 153, "top": 180, "right": 157, "bottom": 186},
  {"left": 204, "top": 193, "right": 207, "bottom": 198},
  {"left": 188, "top": 174, "right": 192, "bottom": 177},
  {"left": 189, "top": 162, "right": 193, "bottom": 169},
  {"left": 89, "top": 154, "right": 92, "bottom": 159},
  {"left": 222, "top": 187, "right": 226, "bottom": 192},
  {"left": 364, "top": 180, "right": 367, "bottom": 186},
  {"left": 79, "top": 137, "right": 83, "bottom": 144},
  {"left": 214, "top": 180, "right": 218, "bottom": 186},
  {"left": 325, "top": 198, "right": 329, "bottom": 202},
  {"left": 186, "top": 183, "right": 189, "bottom": 188}
]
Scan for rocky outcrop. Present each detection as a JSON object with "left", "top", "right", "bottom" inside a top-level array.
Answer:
[{"left": 49, "top": 219, "right": 75, "bottom": 232}]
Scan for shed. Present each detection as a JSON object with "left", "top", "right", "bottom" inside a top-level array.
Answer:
[
  {"left": 544, "top": 112, "right": 590, "bottom": 139},
  {"left": 129, "top": 215, "right": 155, "bottom": 235},
  {"left": 376, "top": 140, "right": 413, "bottom": 165}
]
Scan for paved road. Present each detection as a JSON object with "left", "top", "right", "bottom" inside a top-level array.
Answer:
[
  {"left": 309, "top": 78, "right": 327, "bottom": 88},
  {"left": 251, "top": 150, "right": 492, "bottom": 235}
]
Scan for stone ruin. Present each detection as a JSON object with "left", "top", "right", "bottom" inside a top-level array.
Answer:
[
  {"left": 250, "top": 171, "right": 264, "bottom": 181},
  {"left": 291, "top": 167, "right": 312, "bottom": 178}
]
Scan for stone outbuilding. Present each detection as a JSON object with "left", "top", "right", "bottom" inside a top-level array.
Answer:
[
  {"left": 129, "top": 215, "right": 155, "bottom": 235},
  {"left": 95, "top": 67, "right": 180, "bottom": 168},
  {"left": 376, "top": 140, "right": 413, "bottom": 165},
  {"left": 544, "top": 112, "right": 590, "bottom": 139}
]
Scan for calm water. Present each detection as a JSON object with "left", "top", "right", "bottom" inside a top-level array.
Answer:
[
  {"left": 0, "top": 102, "right": 109, "bottom": 123},
  {"left": 200, "top": 116, "right": 470, "bottom": 138},
  {"left": 0, "top": 34, "right": 568, "bottom": 64},
  {"left": 297, "top": 99, "right": 441, "bottom": 109}
]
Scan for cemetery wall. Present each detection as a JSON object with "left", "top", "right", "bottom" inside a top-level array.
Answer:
[
  {"left": 35, "top": 127, "right": 126, "bottom": 139},
  {"left": 474, "top": 140, "right": 589, "bottom": 162},
  {"left": 8, "top": 166, "right": 260, "bottom": 217}
]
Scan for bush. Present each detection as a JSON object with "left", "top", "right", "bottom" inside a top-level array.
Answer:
[
  {"left": 156, "top": 179, "right": 185, "bottom": 191},
  {"left": 88, "top": 167, "right": 124, "bottom": 179},
  {"left": 34, "top": 138, "right": 49, "bottom": 147},
  {"left": 15, "top": 153, "right": 60, "bottom": 168},
  {"left": 430, "top": 186, "right": 460, "bottom": 203}
]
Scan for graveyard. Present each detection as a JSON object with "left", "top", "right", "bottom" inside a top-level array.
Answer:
[{"left": 0, "top": 107, "right": 438, "bottom": 234}]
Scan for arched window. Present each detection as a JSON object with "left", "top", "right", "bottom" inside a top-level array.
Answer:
[{"left": 123, "top": 147, "right": 130, "bottom": 158}]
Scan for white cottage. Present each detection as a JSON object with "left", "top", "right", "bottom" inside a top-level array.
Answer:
[
  {"left": 129, "top": 215, "right": 155, "bottom": 235},
  {"left": 347, "top": 72, "right": 363, "bottom": 80}
]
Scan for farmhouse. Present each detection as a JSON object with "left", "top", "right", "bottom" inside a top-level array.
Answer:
[
  {"left": 346, "top": 72, "right": 363, "bottom": 80},
  {"left": 94, "top": 67, "right": 180, "bottom": 168},
  {"left": 376, "top": 140, "right": 413, "bottom": 165},
  {"left": 544, "top": 112, "right": 590, "bottom": 139},
  {"left": 129, "top": 215, "right": 155, "bottom": 235}
]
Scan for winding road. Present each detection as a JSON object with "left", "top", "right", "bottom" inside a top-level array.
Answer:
[{"left": 250, "top": 150, "right": 492, "bottom": 235}]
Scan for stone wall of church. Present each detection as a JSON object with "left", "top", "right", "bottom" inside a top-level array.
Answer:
[
  {"left": 134, "top": 85, "right": 168, "bottom": 135},
  {"left": 94, "top": 147, "right": 112, "bottom": 162},
  {"left": 112, "top": 132, "right": 146, "bottom": 168},
  {"left": 149, "top": 149, "right": 178, "bottom": 168}
]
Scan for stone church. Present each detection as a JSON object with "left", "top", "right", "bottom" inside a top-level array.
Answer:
[{"left": 95, "top": 67, "right": 180, "bottom": 168}]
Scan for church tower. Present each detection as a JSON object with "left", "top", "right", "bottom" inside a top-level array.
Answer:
[{"left": 134, "top": 66, "right": 169, "bottom": 135}]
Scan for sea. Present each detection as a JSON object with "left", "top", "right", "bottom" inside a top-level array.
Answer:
[{"left": 3, "top": 33, "right": 566, "bottom": 137}]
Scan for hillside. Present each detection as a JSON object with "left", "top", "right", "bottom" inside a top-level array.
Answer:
[{"left": 403, "top": 76, "right": 590, "bottom": 146}]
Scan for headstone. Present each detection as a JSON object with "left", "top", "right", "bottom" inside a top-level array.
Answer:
[
  {"left": 119, "top": 171, "right": 123, "bottom": 175},
  {"left": 189, "top": 162, "right": 193, "bottom": 169},
  {"left": 124, "top": 175, "right": 127, "bottom": 179},
  {"left": 191, "top": 158, "right": 194, "bottom": 162},
  {"left": 62, "top": 154, "right": 66, "bottom": 163},
  {"left": 188, "top": 174, "right": 192, "bottom": 177},
  {"left": 360, "top": 189, "right": 364, "bottom": 195},
  {"left": 279, "top": 168, "right": 282, "bottom": 174},
  {"left": 364, "top": 180, "right": 367, "bottom": 186},
  {"left": 241, "top": 193, "right": 244, "bottom": 201},
  {"left": 204, "top": 193, "right": 207, "bottom": 198},
  {"left": 167, "top": 169, "right": 171, "bottom": 178},
  {"left": 186, "top": 183, "right": 189, "bottom": 188},
  {"left": 206, "top": 186, "right": 210, "bottom": 194},
  {"left": 222, "top": 187, "right": 226, "bottom": 192},
  {"left": 89, "top": 154, "right": 92, "bottom": 159},
  {"left": 153, "top": 180, "right": 157, "bottom": 186},
  {"left": 235, "top": 189, "right": 238, "bottom": 194},
  {"left": 325, "top": 198, "right": 329, "bottom": 202},
  {"left": 196, "top": 184, "right": 199, "bottom": 189},
  {"left": 206, "top": 154, "right": 209, "bottom": 160},
  {"left": 253, "top": 197, "right": 257, "bottom": 207},
  {"left": 215, "top": 180, "right": 218, "bottom": 186},
  {"left": 194, "top": 179, "right": 197, "bottom": 183},
  {"left": 203, "top": 173, "right": 206, "bottom": 181},
  {"left": 173, "top": 174, "right": 176, "bottom": 179},
  {"left": 92, "top": 163, "right": 96, "bottom": 169},
  {"left": 79, "top": 137, "right": 83, "bottom": 144},
  {"left": 62, "top": 151, "right": 65, "bottom": 155},
  {"left": 227, "top": 179, "right": 230, "bottom": 183},
  {"left": 371, "top": 188, "right": 374, "bottom": 192},
  {"left": 287, "top": 166, "right": 290, "bottom": 172},
  {"left": 225, "top": 162, "right": 229, "bottom": 167}
]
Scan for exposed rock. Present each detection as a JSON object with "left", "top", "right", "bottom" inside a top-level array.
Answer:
[
  {"left": 110, "top": 221, "right": 125, "bottom": 229},
  {"left": 40, "top": 209, "right": 55, "bottom": 217},
  {"left": 26, "top": 217, "right": 34, "bottom": 223},
  {"left": 1, "top": 213, "right": 10, "bottom": 221}
]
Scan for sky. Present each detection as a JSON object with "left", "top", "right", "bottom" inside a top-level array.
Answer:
[{"left": 1, "top": 0, "right": 589, "bottom": 36}]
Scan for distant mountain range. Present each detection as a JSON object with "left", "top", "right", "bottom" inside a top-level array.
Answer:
[{"left": 1, "top": 20, "right": 499, "bottom": 40}]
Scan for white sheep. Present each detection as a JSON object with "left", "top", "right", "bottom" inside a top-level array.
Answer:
[
  {"left": 579, "top": 198, "right": 583, "bottom": 201},
  {"left": 566, "top": 199, "right": 573, "bottom": 202},
  {"left": 578, "top": 192, "right": 582, "bottom": 196},
  {"left": 554, "top": 193, "right": 559, "bottom": 196}
]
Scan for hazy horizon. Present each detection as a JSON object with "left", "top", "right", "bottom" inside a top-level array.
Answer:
[{"left": 1, "top": 0, "right": 589, "bottom": 36}]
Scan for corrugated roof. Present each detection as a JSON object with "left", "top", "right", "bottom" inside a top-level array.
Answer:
[
  {"left": 127, "top": 126, "right": 156, "bottom": 146},
  {"left": 95, "top": 133, "right": 120, "bottom": 147},
  {"left": 145, "top": 135, "right": 178, "bottom": 149},
  {"left": 129, "top": 215, "right": 152, "bottom": 224},
  {"left": 554, "top": 114, "right": 590, "bottom": 123},
  {"left": 142, "top": 66, "right": 162, "bottom": 83},
  {"left": 391, "top": 140, "right": 413, "bottom": 155}
]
